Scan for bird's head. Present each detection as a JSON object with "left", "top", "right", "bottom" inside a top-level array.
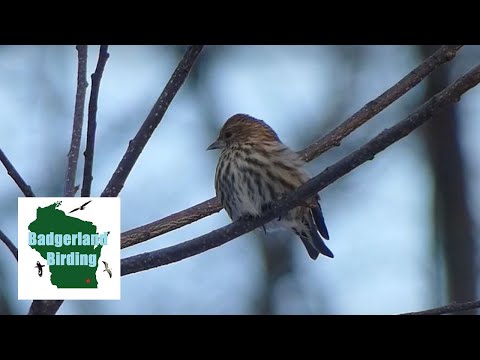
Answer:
[{"left": 207, "top": 114, "right": 281, "bottom": 151}]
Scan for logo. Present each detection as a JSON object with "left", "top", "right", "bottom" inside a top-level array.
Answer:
[{"left": 18, "top": 197, "right": 120, "bottom": 300}]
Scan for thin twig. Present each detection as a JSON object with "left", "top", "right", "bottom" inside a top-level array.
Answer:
[
  {"left": 0, "top": 148, "right": 35, "bottom": 197},
  {"left": 120, "top": 45, "right": 464, "bottom": 250},
  {"left": 101, "top": 45, "right": 204, "bottom": 198},
  {"left": 64, "top": 45, "right": 88, "bottom": 197},
  {"left": 400, "top": 300, "right": 480, "bottom": 315},
  {"left": 121, "top": 63, "right": 480, "bottom": 276},
  {"left": 0, "top": 229, "right": 18, "bottom": 261},
  {"left": 81, "top": 45, "right": 110, "bottom": 197}
]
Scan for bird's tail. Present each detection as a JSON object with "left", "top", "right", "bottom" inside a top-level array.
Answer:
[{"left": 293, "top": 208, "right": 333, "bottom": 260}]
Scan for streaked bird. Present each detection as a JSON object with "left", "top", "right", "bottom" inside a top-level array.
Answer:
[
  {"left": 207, "top": 114, "right": 333, "bottom": 260},
  {"left": 102, "top": 261, "right": 112, "bottom": 278},
  {"left": 69, "top": 200, "right": 92, "bottom": 214}
]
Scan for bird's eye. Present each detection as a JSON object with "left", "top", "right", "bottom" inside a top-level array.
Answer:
[{"left": 225, "top": 131, "right": 232, "bottom": 139}]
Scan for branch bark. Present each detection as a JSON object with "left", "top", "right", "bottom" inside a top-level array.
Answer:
[
  {"left": 0, "top": 229, "right": 18, "bottom": 261},
  {"left": 121, "top": 63, "right": 480, "bottom": 276},
  {"left": 101, "top": 45, "right": 204, "bottom": 198},
  {"left": 64, "top": 45, "right": 88, "bottom": 197},
  {"left": 0, "top": 148, "right": 35, "bottom": 197},
  {"left": 401, "top": 299, "right": 480, "bottom": 315},
  {"left": 81, "top": 45, "right": 110, "bottom": 197},
  {"left": 120, "top": 45, "right": 464, "bottom": 250}
]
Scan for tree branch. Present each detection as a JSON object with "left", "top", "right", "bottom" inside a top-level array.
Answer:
[
  {"left": 0, "top": 229, "right": 18, "bottom": 261},
  {"left": 31, "top": 46, "right": 90, "bottom": 317},
  {"left": 101, "top": 45, "right": 204, "bottom": 198},
  {"left": 121, "top": 197, "right": 221, "bottom": 249},
  {"left": 27, "top": 300, "right": 64, "bottom": 316},
  {"left": 64, "top": 45, "right": 88, "bottom": 197},
  {"left": 81, "top": 45, "right": 109, "bottom": 197},
  {"left": 120, "top": 44, "right": 463, "bottom": 250},
  {"left": 299, "top": 44, "right": 463, "bottom": 162},
  {"left": 0, "top": 148, "right": 35, "bottom": 197},
  {"left": 400, "top": 300, "right": 480, "bottom": 315},
  {"left": 121, "top": 63, "right": 480, "bottom": 276}
]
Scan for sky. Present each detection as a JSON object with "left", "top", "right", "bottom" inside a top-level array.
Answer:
[{"left": 1, "top": 45, "right": 479, "bottom": 314}]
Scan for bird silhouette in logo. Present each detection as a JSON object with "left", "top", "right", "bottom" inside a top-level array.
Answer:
[
  {"left": 34, "top": 261, "right": 45, "bottom": 277},
  {"left": 69, "top": 200, "right": 92, "bottom": 213},
  {"left": 102, "top": 261, "right": 112, "bottom": 278}
]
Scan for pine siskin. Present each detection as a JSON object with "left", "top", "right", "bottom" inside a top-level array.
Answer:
[{"left": 207, "top": 114, "right": 333, "bottom": 260}]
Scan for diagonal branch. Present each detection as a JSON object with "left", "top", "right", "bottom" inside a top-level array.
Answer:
[
  {"left": 120, "top": 45, "right": 463, "bottom": 250},
  {"left": 299, "top": 45, "right": 463, "bottom": 162},
  {"left": 101, "top": 45, "right": 204, "bottom": 198},
  {"left": 121, "top": 63, "right": 480, "bottom": 277},
  {"left": 0, "top": 229, "right": 18, "bottom": 261},
  {"left": 81, "top": 45, "right": 110, "bottom": 197},
  {"left": 0, "top": 148, "right": 35, "bottom": 197},
  {"left": 400, "top": 300, "right": 480, "bottom": 315},
  {"left": 64, "top": 45, "right": 88, "bottom": 197},
  {"left": 121, "top": 197, "right": 221, "bottom": 249}
]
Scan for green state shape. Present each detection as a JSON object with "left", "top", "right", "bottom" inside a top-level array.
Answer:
[{"left": 28, "top": 202, "right": 103, "bottom": 288}]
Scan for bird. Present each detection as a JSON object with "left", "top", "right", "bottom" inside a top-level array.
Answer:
[
  {"left": 69, "top": 200, "right": 92, "bottom": 213},
  {"left": 207, "top": 113, "right": 333, "bottom": 260},
  {"left": 102, "top": 261, "right": 112, "bottom": 278},
  {"left": 34, "top": 261, "right": 45, "bottom": 277}
]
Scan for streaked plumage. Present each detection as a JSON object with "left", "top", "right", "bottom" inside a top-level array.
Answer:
[{"left": 207, "top": 114, "right": 333, "bottom": 260}]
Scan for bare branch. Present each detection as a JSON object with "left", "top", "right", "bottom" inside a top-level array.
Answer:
[
  {"left": 121, "top": 197, "right": 221, "bottom": 249},
  {"left": 121, "top": 63, "right": 480, "bottom": 276},
  {"left": 120, "top": 45, "right": 464, "bottom": 250},
  {"left": 81, "top": 45, "right": 110, "bottom": 197},
  {"left": 401, "top": 300, "right": 480, "bottom": 315},
  {"left": 64, "top": 45, "right": 88, "bottom": 197},
  {"left": 0, "top": 229, "right": 18, "bottom": 261},
  {"left": 0, "top": 148, "right": 35, "bottom": 197},
  {"left": 299, "top": 45, "right": 463, "bottom": 162},
  {"left": 101, "top": 45, "right": 204, "bottom": 198},
  {"left": 27, "top": 45, "right": 204, "bottom": 316}
]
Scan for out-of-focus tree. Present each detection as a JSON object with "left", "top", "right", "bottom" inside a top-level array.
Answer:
[{"left": 419, "top": 45, "right": 477, "bottom": 314}]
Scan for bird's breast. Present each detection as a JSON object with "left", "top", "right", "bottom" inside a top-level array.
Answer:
[{"left": 216, "top": 147, "right": 307, "bottom": 221}]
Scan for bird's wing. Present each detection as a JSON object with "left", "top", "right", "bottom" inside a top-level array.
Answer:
[
  {"left": 102, "top": 261, "right": 107, "bottom": 267},
  {"left": 69, "top": 207, "right": 80, "bottom": 213},
  {"left": 81, "top": 200, "right": 92, "bottom": 207},
  {"left": 107, "top": 269, "right": 112, "bottom": 278},
  {"left": 310, "top": 201, "right": 330, "bottom": 240}
]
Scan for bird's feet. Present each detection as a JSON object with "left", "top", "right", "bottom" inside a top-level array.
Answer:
[
  {"left": 239, "top": 213, "right": 257, "bottom": 222},
  {"left": 261, "top": 202, "right": 282, "bottom": 221}
]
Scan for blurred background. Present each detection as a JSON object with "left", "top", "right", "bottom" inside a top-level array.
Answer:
[{"left": 1, "top": 45, "right": 479, "bottom": 315}]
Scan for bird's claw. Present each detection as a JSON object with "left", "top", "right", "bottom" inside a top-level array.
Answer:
[{"left": 240, "top": 214, "right": 256, "bottom": 222}]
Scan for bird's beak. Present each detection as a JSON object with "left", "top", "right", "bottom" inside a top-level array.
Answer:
[{"left": 207, "top": 139, "right": 225, "bottom": 150}]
